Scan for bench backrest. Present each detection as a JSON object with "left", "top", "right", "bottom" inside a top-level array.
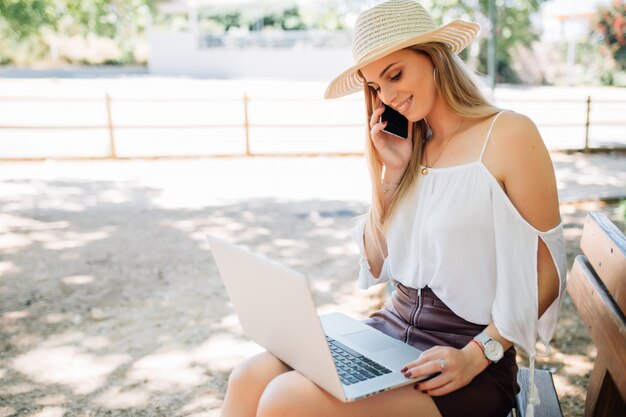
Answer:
[{"left": 568, "top": 212, "right": 626, "bottom": 417}]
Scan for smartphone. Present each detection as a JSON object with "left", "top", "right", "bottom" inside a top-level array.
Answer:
[{"left": 380, "top": 104, "right": 409, "bottom": 139}]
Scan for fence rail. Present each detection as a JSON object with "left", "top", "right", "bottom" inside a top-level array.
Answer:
[{"left": 0, "top": 94, "right": 624, "bottom": 159}]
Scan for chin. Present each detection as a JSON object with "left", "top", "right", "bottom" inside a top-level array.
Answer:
[{"left": 406, "top": 111, "right": 425, "bottom": 123}]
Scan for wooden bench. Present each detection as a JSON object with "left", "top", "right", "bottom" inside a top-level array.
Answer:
[
  {"left": 509, "top": 212, "right": 626, "bottom": 417},
  {"left": 567, "top": 212, "right": 626, "bottom": 416}
]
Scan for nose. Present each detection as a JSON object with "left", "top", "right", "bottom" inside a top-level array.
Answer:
[{"left": 379, "top": 86, "right": 399, "bottom": 107}]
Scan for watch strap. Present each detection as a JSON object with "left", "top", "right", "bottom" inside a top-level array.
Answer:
[
  {"left": 474, "top": 331, "right": 492, "bottom": 346},
  {"left": 472, "top": 331, "right": 503, "bottom": 363}
]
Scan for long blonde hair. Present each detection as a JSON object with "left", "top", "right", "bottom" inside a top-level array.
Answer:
[{"left": 358, "top": 42, "right": 501, "bottom": 258}]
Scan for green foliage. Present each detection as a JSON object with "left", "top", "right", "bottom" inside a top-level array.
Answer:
[
  {"left": 0, "top": 0, "right": 58, "bottom": 40},
  {"left": 203, "top": 11, "right": 242, "bottom": 33},
  {"left": 423, "top": 0, "right": 545, "bottom": 83},
  {"left": 199, "top": 3, "right": 327, "bottom": 32},
  {"left": 591, "top": 0, "right": 626, "bottom": 84},
  {"left": 0, "top": 0, "right": 154, "bottom": 64}
]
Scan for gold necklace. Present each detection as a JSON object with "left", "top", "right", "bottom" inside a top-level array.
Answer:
[{"left": 421, "top": 117, "right": 465, "bottom": 175}]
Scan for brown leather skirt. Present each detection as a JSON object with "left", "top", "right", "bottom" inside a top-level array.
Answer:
[{"left": 363, "top": 281, "right": 519, "bottom": 417}]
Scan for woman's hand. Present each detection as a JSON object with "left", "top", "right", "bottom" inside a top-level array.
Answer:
[
  {"left": 401, "top": 344, "right": 489, "bottom": 396},
  {"left": 369, "top": 96, "right": 413, "bottom": 174}
]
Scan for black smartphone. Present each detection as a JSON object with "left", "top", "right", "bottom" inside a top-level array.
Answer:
[{"left": 380, "top": 104, "right": 409, "bottom": 139}]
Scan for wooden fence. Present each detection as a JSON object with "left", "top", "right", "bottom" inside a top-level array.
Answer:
[{"left": 0, "top": 94, "right": 624, "bottom": 159}]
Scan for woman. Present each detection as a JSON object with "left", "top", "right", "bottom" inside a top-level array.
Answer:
[{"left": 219, "top": 1, "right": 567, "bottom": 416}]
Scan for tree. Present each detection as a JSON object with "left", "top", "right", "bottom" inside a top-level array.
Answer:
[
  {"left": 592, "top": 0, "right": 626, "bottom": 71},
  {"left": 422, "top": 0, "right": 546, "bottom": 83},
  {"left": 0, "top": 0, "right": 155, "bottom": 64},
  {"left": 0, "top": 0, "right": 58, "bottom": 41}
]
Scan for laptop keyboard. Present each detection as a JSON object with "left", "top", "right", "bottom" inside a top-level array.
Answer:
[{"left": 326, "top": 336, "right": 392, "bottom": 386}]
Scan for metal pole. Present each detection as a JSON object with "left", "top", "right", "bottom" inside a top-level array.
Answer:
[
  {"left": 243, "top": 93, "right": 251, "bottom": 156},
  {"left": 105, "top": 93, "right": 117, "bottom": 159},
  {"left": 488, "top": 0, "right": 497, "bottom": 92},
  {"left": 584, "top": 96, "right": 591, "bottom": 152}
]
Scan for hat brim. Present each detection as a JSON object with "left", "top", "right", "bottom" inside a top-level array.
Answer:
[{"left": 324, "top": 20, "right": 480, "bottom": 100}]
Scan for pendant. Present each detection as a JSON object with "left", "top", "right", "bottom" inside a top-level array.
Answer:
[{"left": 421, "top": 167, "right": 429, "bottom": 175}]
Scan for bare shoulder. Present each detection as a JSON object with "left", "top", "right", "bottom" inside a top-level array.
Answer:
[
  {"left": 493, "top": 111, "right": 544, "bottom": 156},
  {"left": 485, "top": 111, "right": 547, "bottom": 181},
  {"left": 488, "top": 111, "right": 561, "bottom": 231}
]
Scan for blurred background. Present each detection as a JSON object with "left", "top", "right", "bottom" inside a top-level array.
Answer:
[
  {"left": 0, "top": 1, "right": 625, "bottom": 417},
  {"left": 0, "top": 0, "right": 625, "bottom": 157},
  {"left": 1, "top": 0, "right": 625, "bottom": 85}
]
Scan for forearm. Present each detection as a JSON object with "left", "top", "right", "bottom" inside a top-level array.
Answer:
[
  {"left": 363, "top": 220, "right": 387, "bottom": 278},
  {"left": 461, "top": 323, "right": 513, "bottom": 376},
  {"left": 461, "top": 268, "right": 559, "bottom": 376},
  {"left": 363, "top": 167, "right": 406, "bottom": 277}
]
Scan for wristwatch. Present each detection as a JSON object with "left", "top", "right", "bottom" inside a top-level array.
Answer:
[{"left": 472, "top": 332, "right": 504, "bottom": 363}]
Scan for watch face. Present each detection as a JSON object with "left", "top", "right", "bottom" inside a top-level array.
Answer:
[{"left": 484, "top": 340, "right": 504, "bottom": 362}]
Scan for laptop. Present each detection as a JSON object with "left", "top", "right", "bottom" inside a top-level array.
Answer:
[{"left": 207, "top": 235, "right": 437, "bottom": 402}]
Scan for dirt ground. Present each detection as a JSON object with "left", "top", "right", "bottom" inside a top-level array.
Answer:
[{"left": 0, "top": 159, "right": 624, "bottom": 417}]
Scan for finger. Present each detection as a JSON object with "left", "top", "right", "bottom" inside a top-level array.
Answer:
[
  {"left": 419, "top": 346, "right": 450, "bottom": 362},
  {"left": 410, "top": 373, "right": 449, "bottom": 397},
  {"left": 419, "top": 380, "right": 457, "bottom": 397},
  {"left": 404, "top": 360, "right": 444, "bottom": 379},
  {"left": 413, "top": 368, "right": 449, "bottom": 391},
  {"left": 369, "top": 106, "right": 385, "bottom": 128},
  {"left": 402, "top": 347, "right": 446, "bottom": 370},
  {"left": 370, "top": 122, "right": 388, "bottom": 145}
]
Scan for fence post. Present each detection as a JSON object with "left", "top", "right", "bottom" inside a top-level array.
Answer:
[
  {"left": 243, "top": 92, "right": 251, "bottom": 156},
  {"left": 584, "top": 95, "right": 591, "bottom": 153},
  {"left": 105, "top": 93, "right": 117, "bottom": 159}
]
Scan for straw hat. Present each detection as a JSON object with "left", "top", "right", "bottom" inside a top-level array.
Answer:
[{"left": 324, "top": 0, "right": 480, "bottom": 99}]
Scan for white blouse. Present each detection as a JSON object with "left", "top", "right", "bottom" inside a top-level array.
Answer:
[{"left": 352, "top": 112, "right": 567, "bottom": 415}]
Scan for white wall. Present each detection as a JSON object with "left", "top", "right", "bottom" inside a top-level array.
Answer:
[{"left": 148, "top": 30, "right": 354, "bottom": 79}]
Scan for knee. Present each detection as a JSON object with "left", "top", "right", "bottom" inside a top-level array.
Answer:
[
  {"left": 226, "top": 352, "right": 287, "bottom": 395},
  {"left": 227, "top": 355, "right": 265, "bottom": 393},
  {"left": 256, "top": 372, "right": 315, "bottom": 417}
]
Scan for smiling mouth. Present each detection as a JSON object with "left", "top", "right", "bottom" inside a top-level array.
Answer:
[{"left": 397, "top": 96, "right": 413, "bottom": 113}]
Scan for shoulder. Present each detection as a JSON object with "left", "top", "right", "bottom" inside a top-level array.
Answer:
[
  {"left": 488, "top": 110, "right": 561, "bottom": 231},
  {"left": 493, "top": 111, "right": 542, "bottom": 153},
  {"left": 488, "top": 110, "right": 550, "bottom": 179}
]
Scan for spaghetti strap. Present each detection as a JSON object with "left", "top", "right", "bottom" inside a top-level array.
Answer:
[{"left": 479, "top": 111, "right": 505, "bottom": 161}]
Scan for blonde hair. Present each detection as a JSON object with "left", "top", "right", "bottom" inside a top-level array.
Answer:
[{"left": 358, "top": 42, "right": 501, "bottom": 258}]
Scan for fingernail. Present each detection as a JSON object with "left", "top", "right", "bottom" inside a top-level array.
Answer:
[
  {"left": 400, "top": 367, "right": 407, "bottom": 373},
  {"left": 404, "top": 372, "right": 412, "bottom": 378},
  {"left": 413, "top": 384, "right": 419, "bottom": 390}
]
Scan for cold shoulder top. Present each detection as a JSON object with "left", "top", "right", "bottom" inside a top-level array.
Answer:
[{"left": 352, "top": 111, "right": 567, "bottom": 416}]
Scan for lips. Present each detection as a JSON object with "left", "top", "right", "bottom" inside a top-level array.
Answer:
[{"left": 396, "top": 95, "right": 413, "bottom": 114}]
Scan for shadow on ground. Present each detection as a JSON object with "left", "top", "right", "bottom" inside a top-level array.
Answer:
[
  {"left": 0, "top": 178, "right": 623, "bottom": 416},
  {"left": 0, "top": 178, "right": 384, "bottom": 416}
]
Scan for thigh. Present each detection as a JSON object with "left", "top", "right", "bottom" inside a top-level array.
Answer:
[
  {"left": 258, "top": 370, "right": 442, "bottom": 417},
  {"left": 229, "top": 350, "right": 291, "bottom": 388},
  {"left": 221, "top": 351, "right": 292, "bottom": 417}
]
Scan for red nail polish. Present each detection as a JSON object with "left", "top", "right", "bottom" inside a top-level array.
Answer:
[
  {"left": 401, "top": 367, "right": 407, "bottom": 373},
  {"left": 404, "top": 372, "right": 412, "bottom": 378},
  {"left": 413, "top": 384, "right": 419, "bottom": 390}
]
